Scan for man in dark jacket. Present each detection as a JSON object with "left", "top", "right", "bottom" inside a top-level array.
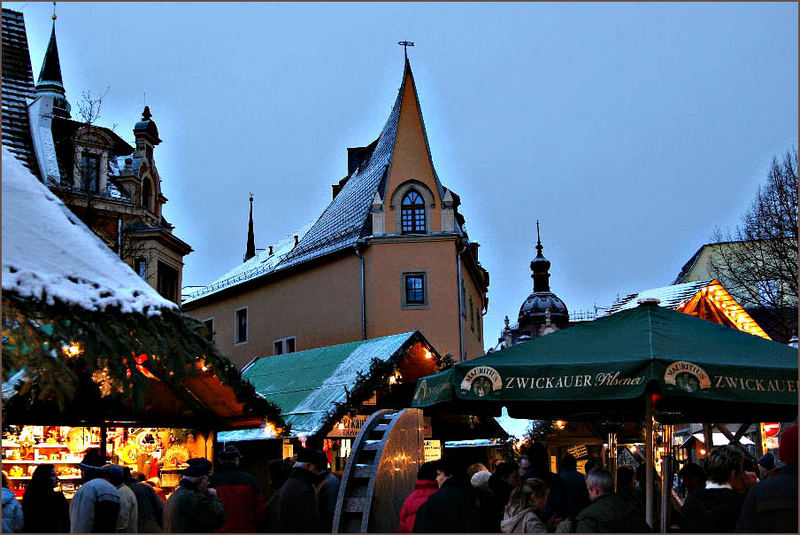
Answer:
[
  {"left": 559, "top": 454, "right": 590, "bottom": 520},
  {"left": 680, "top": 445, "right": 746, "bottom": 533},
  {"left": 475, "top": 461, "right": 518, "bottom": 532},
  {"left": 575, "top": 468, "right": 649, "bottom": 533},
  {"left": 163, "top": 458, "right": 226, "bottom": 533},
  {"left": 274, "top": 448, "right": 325, "bottom": 532},
  {"left": 124, "top": 468, "right": 163, "bottom": 533},
  {"left": 735, "top": 424, "right": 798, "bottom": 532},
  {"left": 414, "top": 456, "right": 479, "bottom": 532},
  {"left": 315, "top": 450, "right": 341, "bottom": 533},
  {"left": 208, "top": 445, "right": 264, "bottom": 533}
]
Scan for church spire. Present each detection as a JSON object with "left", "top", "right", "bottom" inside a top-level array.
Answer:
[
  {"left": 244, "top": 193, "right": 256, "bottom": 262},
  {"left": 531, "top": 220, "right": 552, "bottom": 293}
]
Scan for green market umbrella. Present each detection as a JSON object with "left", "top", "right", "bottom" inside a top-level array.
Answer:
[{"left": 413, "top": 302, "right": 798, "bottom": 423}]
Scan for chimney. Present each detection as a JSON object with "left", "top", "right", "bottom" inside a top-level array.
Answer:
[
  {"left": 294, "top": 235, "right": 299, "bottom": 247},
  {"left": 268, "top": 245, "right": 273, "bottom": 255}
]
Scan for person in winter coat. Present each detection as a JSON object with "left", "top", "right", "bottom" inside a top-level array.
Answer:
[
  {"left": 523, "top": 442, "right": 571, "bottom": 523},
  {"left": 558, "top": 454, "right": 590, "bottom": 521},
  {"left": 398, "top": 461, "right": 441, "bottom": 533},
  {"left": 2, "top": 473, "right": 24, "bottom": 533},
  {"left": 314, "top": 450, "right": 341, "bottom": 533},
  {"left": 680, "top": 445, "right": 747, "bottom": 533},
  {"left": 69, "top": 449, "right": 121, "bottom": 533},
  {"left": 163, "top": 458, "right": 226, "bottom": 533},
  {"left": 575, "top": 468, "right": 650, "bottom": 533},
  {"left": 105, "top": 465, "right": 138, "bottom": 533},
  {"left": 735, "top": 424, "right": 798, "bottom": 532},
  {"left": 413, "top": 456, "right": 479, "bottom": 532},
  {"left": 501, "top": 477, "right": 549, "bottom": 533},
  {"left": 273, "top": 448, "right": 326, "bottom": 532},
  {"left": 22, "top": 464, "right": 70, "bottom": 532},
  {"left": 124, "top": 469, "right": 163, "bottom": 533},
  {"left": 261, "top": 459, "right": 292, "bottom": 532},
  {"left": 208, "top": 445, "right": 264, "bottom": 533}
]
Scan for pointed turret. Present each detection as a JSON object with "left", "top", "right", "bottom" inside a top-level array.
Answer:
[
  {"left": 531, "top": 220, "right": 552, "bottom": 292},
  {"left": 244, "top": 194, "right": 256, "bottom": 262},
  {"left": 34, "top": 19, "right": 70, "bottom": 118}
]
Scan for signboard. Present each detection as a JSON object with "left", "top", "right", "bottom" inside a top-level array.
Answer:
[
  {"left": 567, "top": 444, "right": 588, "bottom": 459},
  {"left": 424, "top": 440, "right": 442, "bottom": 462},
  {"left": 328, "top": 415, "right": 368, "bottom": 438}
]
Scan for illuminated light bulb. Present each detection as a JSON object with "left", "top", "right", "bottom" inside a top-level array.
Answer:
[
  {"left": 630, "top": 445, "right": 637, "bottom": 453},
  {"left": 337, "top": 422, "right": 346, "bottom": 431},
  {"left": 423, "top": 349, "right": 433, "bottom": 360},
  {"left": 388, "top": 376, "right": 397, "bottom": 385},
  {"left": 700, "top": 448, "right": 706, "bottom": 455},
  {"left": 62, "top": 343, "right": 82, "bottom": 358}
]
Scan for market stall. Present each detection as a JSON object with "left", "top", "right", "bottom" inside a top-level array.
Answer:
[
  {"left": 412, "top": 300, "right": 798, "bottom": 531},
  {"left": 1, "top": 149, "right": 285, "bottom": 500}
]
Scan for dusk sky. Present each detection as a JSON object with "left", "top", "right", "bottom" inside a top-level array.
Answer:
[{"left": 8, "top": 2, "right": 797, "bottom": 351}]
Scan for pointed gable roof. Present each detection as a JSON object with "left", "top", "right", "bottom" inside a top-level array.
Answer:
[{"left": 184, "top": 59, "right": 455, "bottom": 305}]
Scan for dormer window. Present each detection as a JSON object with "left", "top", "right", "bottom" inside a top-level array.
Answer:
[
  {"left": 401, "top": 190, "right": 426, "bottom": 233},
  {"left": 80, "top": 153, "right": 100, "bottom": 193}
]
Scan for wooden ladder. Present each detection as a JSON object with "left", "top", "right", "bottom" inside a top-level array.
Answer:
[{"left": 332, "top": 409, "right": 401, "bottom": 533}]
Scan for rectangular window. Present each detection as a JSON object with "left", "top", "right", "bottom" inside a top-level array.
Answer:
[
  {"left": 203, "top": 318, "right": 214, "bottom": 342},
  {"left": 274, "top": 336, "right": 296, "bottom": 355},
  {"left": 470, "top": 297, "right": 475, "bottom": 331},
  {"left": 406, "top": 275, "right": 425, "bottom": 304},
  {"left": 135, "top": 258, "right": 147, "bottom": 280},
  {"left": 156, "top": 261, "right": 178, "bottom": 303},
  {"left": 235, "top": 307, "right": 248, "bottom": 344},
  {"left": 80, "top": 153, "right": 100, "bottom": 193}
]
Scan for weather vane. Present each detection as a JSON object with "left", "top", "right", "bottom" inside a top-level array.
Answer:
[
  {"left": 52, "top": 2, "right": 57, "bottom": 21},
  {"left": 398, "top": 40, "right": 415, "bottom": 59}
]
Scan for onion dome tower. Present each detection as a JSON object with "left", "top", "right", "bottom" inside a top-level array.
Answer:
[{"left": 517, "top": 221, "right": 569, "bottom": 339}]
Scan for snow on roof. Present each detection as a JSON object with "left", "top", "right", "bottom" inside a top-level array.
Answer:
[
  {"left": 218, "top": 331, "right": 418, "bottom": 440},
  {"left": 603, "top": 280, "right": 713, "bottom": 316},
  {"left": 2, "top": 147, "right": 174, "bottom": 314},
  {"left": 182, "top": 221, "right": 315, "bottom": 303}
]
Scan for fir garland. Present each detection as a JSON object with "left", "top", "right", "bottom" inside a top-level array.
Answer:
[{"left": 2, "top": 294, "right": 285, "bottom": 433}]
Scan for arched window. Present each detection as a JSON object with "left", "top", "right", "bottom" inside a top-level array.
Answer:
[{"left": 401, "top": 190, "right": 426, "bottom": 233}]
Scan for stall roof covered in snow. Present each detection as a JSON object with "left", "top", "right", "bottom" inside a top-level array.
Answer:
[
  {"left": 2, "top": 147, "right": 174, "bottom": 314},
  {"left": 604, "top": 280, "right": 713, "bottom": 315},
  {"left": 218, "top": 331, "right": 426, "bottom": 441}
]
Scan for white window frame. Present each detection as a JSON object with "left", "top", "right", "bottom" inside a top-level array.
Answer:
[
  {"left": 234, "top": 306, "right": 248, "bottom": 345},
  {"left": 273, "top": 336, "right": 297, "bottom": 355}
]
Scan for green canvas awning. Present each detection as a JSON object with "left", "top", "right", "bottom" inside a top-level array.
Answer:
[{"left": 412, "top": 303, "right": 798, "bottom": 422}]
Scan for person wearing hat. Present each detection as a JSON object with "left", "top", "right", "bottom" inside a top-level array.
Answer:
[
  {"left": 735, "top": 424, "right": 798, "bottom": 532},
  {"left": 757, "top": 452, "right": 777, "bottom": 479},
  {"left": 163, "top": 458, "right": 226, "bottom": 533},
  {"left": 273, "top": 447, "right": 326, "bottom": 532},
  {"left": 208, "top": 445, "right": 264, "bottom": 533},
  {"left": 69, "top": 448, "right": 121, "bottom": 533}
]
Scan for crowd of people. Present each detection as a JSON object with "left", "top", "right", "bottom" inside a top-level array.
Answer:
[
  {"left": 401, "top": 425, "right": 797, "bottom": 533},
  {"left": 0, "top": 444, "right": 340, "bottom": 533},
  {"left": 1, "top": 424, "right": 796, "bottom": 533}
]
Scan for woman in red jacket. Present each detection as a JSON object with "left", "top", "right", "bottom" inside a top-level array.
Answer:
[{"left": 398, "top": 461, "right": 442, "bottom": 533}]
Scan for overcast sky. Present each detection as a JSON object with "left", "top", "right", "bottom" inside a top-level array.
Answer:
[{"left": 8, "top": 2, "right": 797, "bottom": 351}]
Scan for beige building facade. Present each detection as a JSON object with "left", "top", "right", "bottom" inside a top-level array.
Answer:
[{"left": 183, "top": 58, "right": 489, "bottom": 369}]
